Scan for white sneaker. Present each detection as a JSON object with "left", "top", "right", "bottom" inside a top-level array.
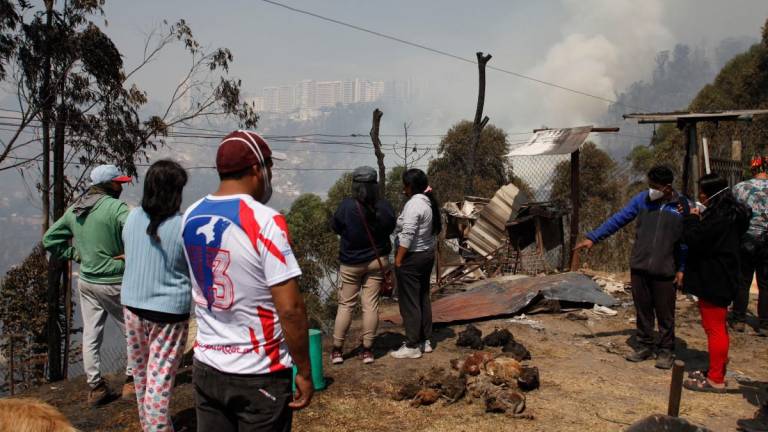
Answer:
[
  {"left": 422, "top": 340, "right": 433, "bottom": 353},
  {"left": 390, "top": 343, "right": 422, "bottom": 359}
]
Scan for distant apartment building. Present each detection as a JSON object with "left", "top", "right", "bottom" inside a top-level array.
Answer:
[
  {"left": 263, "top": 87, "right": 279, "bottom": 112},
  {"left": 315, "top": 80, "right": 343, "bottom": 108},
  {"left": 342, "top": 79, "right": 356, "bottom": 104},
  {"left": 247, "top": 95, "right": 265, "bottom": 112},
  {"left": 297, "top": 80, "right": 316, "bottom": 109},
  {"left": 277, "top": 85, "right": 295, "bottom": 113},
  {"left": 257, "top": 78, "right": 410, "bottom": 114}
]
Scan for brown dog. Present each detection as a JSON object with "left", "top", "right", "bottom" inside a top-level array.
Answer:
[{"left": 0, "top": 397, "right": 77, "bottom": 432}]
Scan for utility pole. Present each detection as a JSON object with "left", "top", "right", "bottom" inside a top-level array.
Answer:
[
  {"left": 370, "top": 108, "right": 386, "bottom": 198},
  {"left": 466, "top": 51, "right": 492, "bottom": 196}
]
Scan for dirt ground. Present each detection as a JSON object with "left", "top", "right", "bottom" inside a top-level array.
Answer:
[{"left": 18, "top": 281, "right": 768, "bottom": 431}]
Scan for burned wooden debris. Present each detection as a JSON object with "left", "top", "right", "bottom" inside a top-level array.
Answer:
[{"left": 482, "top": 327, "right": 514, "bottom": 347}]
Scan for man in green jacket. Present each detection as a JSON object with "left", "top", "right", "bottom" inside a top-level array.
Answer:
[{"left": 43, "top": 164, "right": 132, "bottom": 406}]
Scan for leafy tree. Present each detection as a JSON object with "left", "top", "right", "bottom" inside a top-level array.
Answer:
[
  {"left": 285, "top": 194, "right": 339, "bottom": 325},
  {"left": 325, "top": 172, "right": 353, "bottom": 216},
  {"left": 628, "top": 17, "right": 768, "bottom": 184},
  {"left": 551, "top": 142, "right": 632, "bottom": 271},
  {"left": 551, "top": 142, "right": 621, "bottom": 205},
  {"left": 0, "top": 244, "right": 49, "bottom": 391},
  {"left": 428, "top": 120, "right": 531, "bottom": 203},
  {"left": 385, "top": 165, "right": 407, "bottom": 211},
  {"left": 0, "top": 1, "right": 258, "bottom": 381},
  {"left": 0, "top": 0, "right": 20, "bottom": 81}
]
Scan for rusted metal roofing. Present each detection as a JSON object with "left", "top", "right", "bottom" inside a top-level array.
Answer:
[{"left": 384, "top": 272, "right": 617, "bottom": 325}]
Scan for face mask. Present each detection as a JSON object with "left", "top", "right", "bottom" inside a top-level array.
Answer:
[
  {"left": 260, "top": 174, "right": 273, "bottom": 205},
  {"left": 240, "top": 131, "right": 273, "bottom": 205},
  {"left": 699, "top": 187, "right": 729, "bottom": 212},
  {"left": 648, "top": 188, "right": 665, "bottom": 201}
]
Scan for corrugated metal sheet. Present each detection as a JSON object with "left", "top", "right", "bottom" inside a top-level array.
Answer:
[
  {"left": 466, "top": 184, "right": 528, "bottom": 257},
  {"left": 507, "top": 126, "right": 593, "bottom": 156},
  {"left": 384, "top": 272, "right": 617, "bottom": 325}
]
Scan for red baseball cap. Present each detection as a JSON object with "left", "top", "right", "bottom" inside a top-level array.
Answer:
[{"left": 215, "top": 130, "right": 286, "bottom": 174}]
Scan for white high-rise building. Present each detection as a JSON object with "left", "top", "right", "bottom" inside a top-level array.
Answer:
[
  {"left": 246, "top": 95, "right": 265, "bottom": 112},
  {"left": 277, "top": 85, "right": 295, "bottom": 113},
  {"left": 297, "top": 80, "right": 316, "bottom": 109},
  {"left": 262, "top": 87, "right": 279, "bottom": 112},
  {"left": 353, "top": 79, "right": 385, "bottom": 103},
  {"left": 342, "top": 79, "right": 356, "bottom": 104},
  {"left": 315, "top": 81, "right": 343, "bottom": 108}
]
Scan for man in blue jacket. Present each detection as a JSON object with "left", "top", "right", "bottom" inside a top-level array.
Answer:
[{"left": 575, "top": 165, "right": 686, "bottom": 369}]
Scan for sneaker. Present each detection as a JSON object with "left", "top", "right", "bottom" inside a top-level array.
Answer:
[
  {"left": 730, "top": 320, "right": 746, "bottom": 333},
  {"left": 758, "top": 322, "right": 768, "bottom": 337},
  {"left": 625, "top": 347, "right": 654, "bottom": 363},
  {"left": 330, "top": 348, "right": 344, "bottom": 365},
  {"left": 655, "top": 350, "right": 675, "bottom": 370},
  {"left": 390, "top": 343, "right": 422, "bottom": 359},
  {"left": 422, "top": 340, "right": 433, "bottom": 354},
  {"left": 359, "top": 348, "right": 374, "bottom": 364},
  {"left": 88, "top": 381, "right": 113, "bottom": 407}
]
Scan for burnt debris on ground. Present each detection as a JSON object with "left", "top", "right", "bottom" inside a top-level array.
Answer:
[{"left": 393, "top": 324, "right": 540, "bottom": 419}]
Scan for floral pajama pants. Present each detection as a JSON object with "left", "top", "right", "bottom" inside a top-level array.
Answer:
[{"left": 125, "top": 308, "right": 189, "bottom": 432}]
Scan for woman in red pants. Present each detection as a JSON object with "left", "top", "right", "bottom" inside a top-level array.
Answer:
[{"left": 682, "top": 173, "right": 751, "bottom": 392}]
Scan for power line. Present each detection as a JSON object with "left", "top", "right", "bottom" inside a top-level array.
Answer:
[
  {"left": 260, "top": 0, "right": 642, "bottom": 110},
  {"left": 0, "top": 108, "right": 538, "bottom": 139},
  {"left": 2, "top": 155, "right": 430, "bottom": 172}
]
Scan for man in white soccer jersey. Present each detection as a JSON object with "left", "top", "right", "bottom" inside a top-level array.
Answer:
[{"left": 183, "top": 130, "right": 312, "bottom": 431}]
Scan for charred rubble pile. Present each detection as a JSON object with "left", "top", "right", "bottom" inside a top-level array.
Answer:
[{"left": 393, "top": 325, "right": 539, "bottom": 418}]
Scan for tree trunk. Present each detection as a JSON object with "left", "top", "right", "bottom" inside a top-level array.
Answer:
[
  {"left": 370, "top": 108, "right": 386, "bottom": 198},
  {"left": 466, "top": 52, "right": 492, "bottom": 196},
  {"left": 40, "top": 0, "right": 53, "bottom": 232},
  {"left": 46, "top": 100, "right": 67, "bottom": 382},
  {"left": 42, "top": 0, "right": 63, "bottom": 382}
]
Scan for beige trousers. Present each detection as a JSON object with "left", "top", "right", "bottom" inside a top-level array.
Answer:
[{"left": 333, "top": 257, "right": 388, "bottom": 349}]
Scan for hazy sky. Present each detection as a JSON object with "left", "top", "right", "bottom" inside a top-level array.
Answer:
[{"left": 100, "top": 0, "right": 768, "bottom": 132}]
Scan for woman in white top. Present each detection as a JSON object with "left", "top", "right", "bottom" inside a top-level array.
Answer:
[{"left": 390, "top": 168, "right": 442, "bottom": 359}]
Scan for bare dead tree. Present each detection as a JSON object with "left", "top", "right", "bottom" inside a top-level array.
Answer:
[
  {"left": 466, "top": 51, "right": 492, "bottom": 196},
  {"left": 370, "top": 108, "right": 386, "bottom": 197},
  {"left": 392, "top": 121, "right": 430, "bottom": 170}
]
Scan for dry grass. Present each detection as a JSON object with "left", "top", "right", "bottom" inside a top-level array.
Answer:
[{"left": 20, "top": 291, "right": 768, "bottom": 431}]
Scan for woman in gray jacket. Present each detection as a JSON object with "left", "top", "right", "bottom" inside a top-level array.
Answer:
[{"left": 390, "top": 168, "right": 442, "bottom": 359}]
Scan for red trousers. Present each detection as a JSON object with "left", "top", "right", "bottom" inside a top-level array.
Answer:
[{"left": 698, "top": 299, "right": 729, "bottom": 384}]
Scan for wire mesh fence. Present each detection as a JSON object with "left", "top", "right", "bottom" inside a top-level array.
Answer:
[{"left": 505, "top": 155, "right": 637, "bottom": 275}]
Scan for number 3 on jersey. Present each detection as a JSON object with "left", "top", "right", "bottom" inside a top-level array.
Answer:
[{"left": 193, "top": 249, "right": 234, "bottom": 310}]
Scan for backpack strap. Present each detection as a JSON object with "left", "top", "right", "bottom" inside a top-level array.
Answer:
[{"left": 355, "top": 201, "right": 387, "bottom": 273}]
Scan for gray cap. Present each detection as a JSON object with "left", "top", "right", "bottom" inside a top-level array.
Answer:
[{"left": 352, "top": 166, "right": 377, "bottom": 183}]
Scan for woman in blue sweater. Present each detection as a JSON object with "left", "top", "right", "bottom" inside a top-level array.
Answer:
[{"left": 121, "top": 160, "right": 191, "bottom": 432}]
